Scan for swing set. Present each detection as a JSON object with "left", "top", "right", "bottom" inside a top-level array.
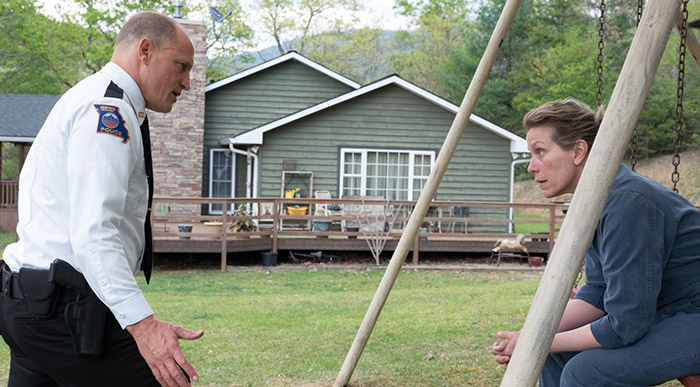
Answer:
[{"left": 332, "top": 1, "right": 700, "bottom": 386}]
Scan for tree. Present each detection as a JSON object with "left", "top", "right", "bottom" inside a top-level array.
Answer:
[
  {"left": 389, "top": 1, "right": 474, "bottom": 97},
  {"left": 302, "top": 27, "right": 395, "bottom": 84},
  {"left": 252, "top": 0, "right": 361, "bottom": 58},
  {"left": 0, "top": 0, "right": 89, "bottom": 94}
]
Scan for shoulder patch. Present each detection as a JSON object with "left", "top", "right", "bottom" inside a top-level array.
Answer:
[{"left": 94, "top": 104, "right": 130, "bottom": 144}]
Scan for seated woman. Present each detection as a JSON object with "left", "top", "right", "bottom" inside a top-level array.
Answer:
[{"left": 492, "top": 98, "right": 700, "bottom": 386}]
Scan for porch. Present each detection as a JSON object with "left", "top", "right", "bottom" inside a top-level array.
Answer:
[{"left": 152, "top": 197, "right": 567, "bottom": 271}]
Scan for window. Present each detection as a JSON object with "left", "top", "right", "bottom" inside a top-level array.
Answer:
[
  {"left": 209, "top": 149, "right": 235, "bottom": 214},
  {"left": 339, "top": 148, "right": 435, "bottom": 200}
]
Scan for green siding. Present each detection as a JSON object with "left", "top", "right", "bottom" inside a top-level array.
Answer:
[
  {"left": 202, "top": 59, "right": 355, "bottom": 198},
  {"left": 258, "top": 85, "right": 513, "bottom": 204}
]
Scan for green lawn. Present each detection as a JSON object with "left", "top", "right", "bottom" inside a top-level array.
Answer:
[
  {"left": 0, "top": 233, "right": 18, "bottom": 255},
  {"left": 513, "top": 212, "right": 554, "bottom": 234},
  {"left": 0, "top": 269, "right": 541, "bottom": 386}
]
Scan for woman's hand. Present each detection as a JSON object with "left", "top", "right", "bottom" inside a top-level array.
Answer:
[{"left": 492, "top": 331, "right": 520, "bottom": 366}]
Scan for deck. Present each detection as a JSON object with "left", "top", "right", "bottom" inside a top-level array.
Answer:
[{"left": 152, "top": 197, "right": 565, "bottom": 271}]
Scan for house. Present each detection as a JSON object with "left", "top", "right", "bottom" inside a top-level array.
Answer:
[
  {"left": 0, "top": 94, "right": 61, "bottom": 232},
  {"left": 0, "top": 36, "right": 530, "bottom": 233},
  {"left": 203, "top": 52, "right": 529, "bottom": 227}
]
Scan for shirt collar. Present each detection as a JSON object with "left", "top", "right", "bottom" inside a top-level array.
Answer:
[{"left": 100, "top": 62, "right": 147, "bottom": 125}]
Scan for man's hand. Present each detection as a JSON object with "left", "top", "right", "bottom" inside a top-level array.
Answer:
[
  {"left": 126, "top": 316, "right": 204, "bottom": 386},
  {"left": 492, "top": 331, "right": 520, "bottom": 367}
]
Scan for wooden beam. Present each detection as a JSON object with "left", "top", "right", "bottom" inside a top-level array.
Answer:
[
  {"left": 500, "top": 1, "right": 680, "bottom": 385},
  {"left": 333, "top": 0, "right": 524, "bottom": 385},
  {"left": 677, "top": 10, "right": 700, "bottom": 74}
]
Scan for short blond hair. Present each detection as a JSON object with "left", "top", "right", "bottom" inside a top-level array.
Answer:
[
  {"left": 523, "top": 98, "right": 605, "bottom": 152},
  {"left": 115, "top": 12, "right": 180, "bottom": 51}
]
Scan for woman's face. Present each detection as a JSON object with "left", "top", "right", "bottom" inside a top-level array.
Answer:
[{"left": 526, "top": 125, "right": 586, "bottom": 198}]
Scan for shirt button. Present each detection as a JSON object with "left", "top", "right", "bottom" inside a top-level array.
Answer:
[
  {"left": 119, "top": 313, "right": 125, "bottom": 319},
  {"left": 101, "top": 280, "right": 107, "bottom": 286}
]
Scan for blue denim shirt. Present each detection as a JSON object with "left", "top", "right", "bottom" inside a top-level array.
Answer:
[{"left": 575, "top": 164, "right": 700, "bottom": 348}]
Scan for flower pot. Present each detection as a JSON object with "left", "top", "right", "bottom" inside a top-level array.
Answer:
[
  {"left": 261, "top": 252, "right": 278, "bottom": 267},
  {"left": 313, "top": 220, "right": 332, "bottom": 238},
  {"left": 178, "top": 224, "right": 193, "bottom": 240},
  {"left": 347, "top": 226, "right": 359, "bottom": 239}
]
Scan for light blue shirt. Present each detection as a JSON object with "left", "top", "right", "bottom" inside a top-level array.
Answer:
[{"left": 576, "top": 164, "right": 700, "bottom": 348}]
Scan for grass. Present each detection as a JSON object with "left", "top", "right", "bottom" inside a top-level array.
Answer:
[
  {"left": 0, "top": 269, "right": 541, "bottom": 386},
  {"left": 0, "top": 233, "right": 18, "bottom": 255},
  {"left": 513, "top": 212, "right": 552, "bottom": 235}
]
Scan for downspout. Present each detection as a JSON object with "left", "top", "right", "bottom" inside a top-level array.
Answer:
[
  {"left": 509, "top": 156, "right": 531, "bottom": 233},
  {"left": 227, "top": 141, "right": 259, "bottom": 199}
]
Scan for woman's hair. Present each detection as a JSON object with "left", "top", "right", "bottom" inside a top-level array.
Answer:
[{"left": 523, "top": 98, "right": 605, "bottom": 152}]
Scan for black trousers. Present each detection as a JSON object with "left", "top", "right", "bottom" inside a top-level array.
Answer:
[{"left": 0, "top": 293, "right": 159, "bottom": 387}]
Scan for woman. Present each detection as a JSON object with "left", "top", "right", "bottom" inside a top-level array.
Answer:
[{"left": 492, "top": 98, "right": 700, "bottom": 386}]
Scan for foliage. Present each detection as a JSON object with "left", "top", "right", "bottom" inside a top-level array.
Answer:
[
  {"left": 302, "top": 28, "right": 395, "bottom": 84},
  {"left": 1, "top": 143, "right": 21, "bottom": 180},
  {"left": 251, "top": 0, "right": 361, "bottom": 56},
  {"left": 2, "top": 0, "right": 699, "bottom": 161},
  {"left": 0, "top": 0, "right": 90, "bottom": 94}
]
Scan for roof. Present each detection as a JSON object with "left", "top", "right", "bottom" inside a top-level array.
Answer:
[
  {"left": 0, "top": 94, "right": 60, "bottom": 142},
  {"left": 225, "top": 75, "right": 529, "bottom": 154},
  {"left": 205, "top": 51, "right": 361, "bottom": 93}
]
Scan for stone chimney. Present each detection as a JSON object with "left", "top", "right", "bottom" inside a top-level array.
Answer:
[{"left": 148, "top": 18, "right": 206, "bottom": 215}]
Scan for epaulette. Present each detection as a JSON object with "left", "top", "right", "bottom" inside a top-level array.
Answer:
[{"left": 104, "top": 81, "right": 124, "bottom": 99}]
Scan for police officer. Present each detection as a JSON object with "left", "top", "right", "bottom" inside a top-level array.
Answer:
[{"left": 0, "top": 12, "right": 203, "bottom": 387}]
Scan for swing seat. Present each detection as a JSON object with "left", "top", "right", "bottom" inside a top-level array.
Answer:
[{"left": 679, "top": 374, "right": 700, "bottom": 387}]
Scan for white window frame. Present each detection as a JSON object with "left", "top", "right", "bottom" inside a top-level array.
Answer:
[
  {"left": 208, "top": 148, "right": 236, "bottom": 214},
  {"left": 339, "top": 147, "right": 435, "bottom": 200}
]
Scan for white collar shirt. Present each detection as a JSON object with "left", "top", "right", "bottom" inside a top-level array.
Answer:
[{"left": 3, "top": 62, "right": 154, "bottom": 328}]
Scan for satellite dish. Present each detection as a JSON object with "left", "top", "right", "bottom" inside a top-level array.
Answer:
[{"left": 209, "top": 6, "right": 233, "bottom": 23}]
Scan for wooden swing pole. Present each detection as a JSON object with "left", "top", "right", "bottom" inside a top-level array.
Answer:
[
  {"left": 500, "top": 1, "right": 680, "bottom": 385},
  {"left": 333, "top": 1, "right": 523, "bottom": 386},
  {"left": 677, "top": 11, "right": 700, "bottom": 73}
]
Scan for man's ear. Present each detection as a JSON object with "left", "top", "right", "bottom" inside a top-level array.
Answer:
[
  {"left": 573, "top": 139, "right": 588, "bottom": 166},
  {"left": 137, "top": 38, "right": 153, "bottom": 64}
]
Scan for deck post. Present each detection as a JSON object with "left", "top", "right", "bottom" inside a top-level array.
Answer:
[
  {"left": 272, "top": 199, "right": 279, "bottom": 253},
  {"left": 500, "top": 1, "right": 679, "bottom": 385},
  {"left": 220, "top": 201, "right": 228, "bottom": 272},
  {"left": 412, "top": 235, "right": 419, "bottom": 265},
  {"left": 547, "top": 206, "right": 556, "bottom": 255},
  {"left": 333, "top": 1, "right": 523, "bottom": 385}
]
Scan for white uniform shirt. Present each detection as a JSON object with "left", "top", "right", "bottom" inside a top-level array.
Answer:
[{"left": 3, "top": 62, "right": 154, "bottom": 328}]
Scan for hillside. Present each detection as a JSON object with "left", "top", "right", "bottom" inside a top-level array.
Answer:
[{"left": 514, "top": 149, "right": 700, "bottom": 208}]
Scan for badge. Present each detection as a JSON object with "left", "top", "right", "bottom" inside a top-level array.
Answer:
[{"left": 94, "top": 104, "right": 130, "bottom": 144}]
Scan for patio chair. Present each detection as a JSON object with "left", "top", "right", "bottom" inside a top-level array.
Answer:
[
  {"left": 314, "top": 190, "right": 345, "bottom": 231},
  {"left": 447, "top": 206, "right": 469, "bottom": 233}
]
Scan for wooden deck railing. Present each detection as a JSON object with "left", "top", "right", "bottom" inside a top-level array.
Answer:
[
  {"left": 151, "top": 197, "right": 568, "bottom": 271},
  {"left": 1, "top": 180, "right": 19, "bottom": 208}
]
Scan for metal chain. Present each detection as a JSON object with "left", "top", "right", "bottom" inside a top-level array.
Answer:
[
  {"left": 672, "top": 0, "right": 688, "bottom": 193},
  {"left": 595, "top": 0, "right": 606, "bottom": 107},
  {"left": 630, "top": 0, "right": 644, "bottom": 171}
]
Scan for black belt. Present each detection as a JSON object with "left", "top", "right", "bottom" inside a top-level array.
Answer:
[{"left": 1, "top": 263, "right": 75, "bottom": 303}]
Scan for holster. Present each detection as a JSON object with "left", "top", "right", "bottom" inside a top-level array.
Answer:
[
  {"left": 64, "top": 292, "right": 107, "bottom": 357},
  {"left": 17, "top": 268, "right": 61, "bottom": 319}
]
